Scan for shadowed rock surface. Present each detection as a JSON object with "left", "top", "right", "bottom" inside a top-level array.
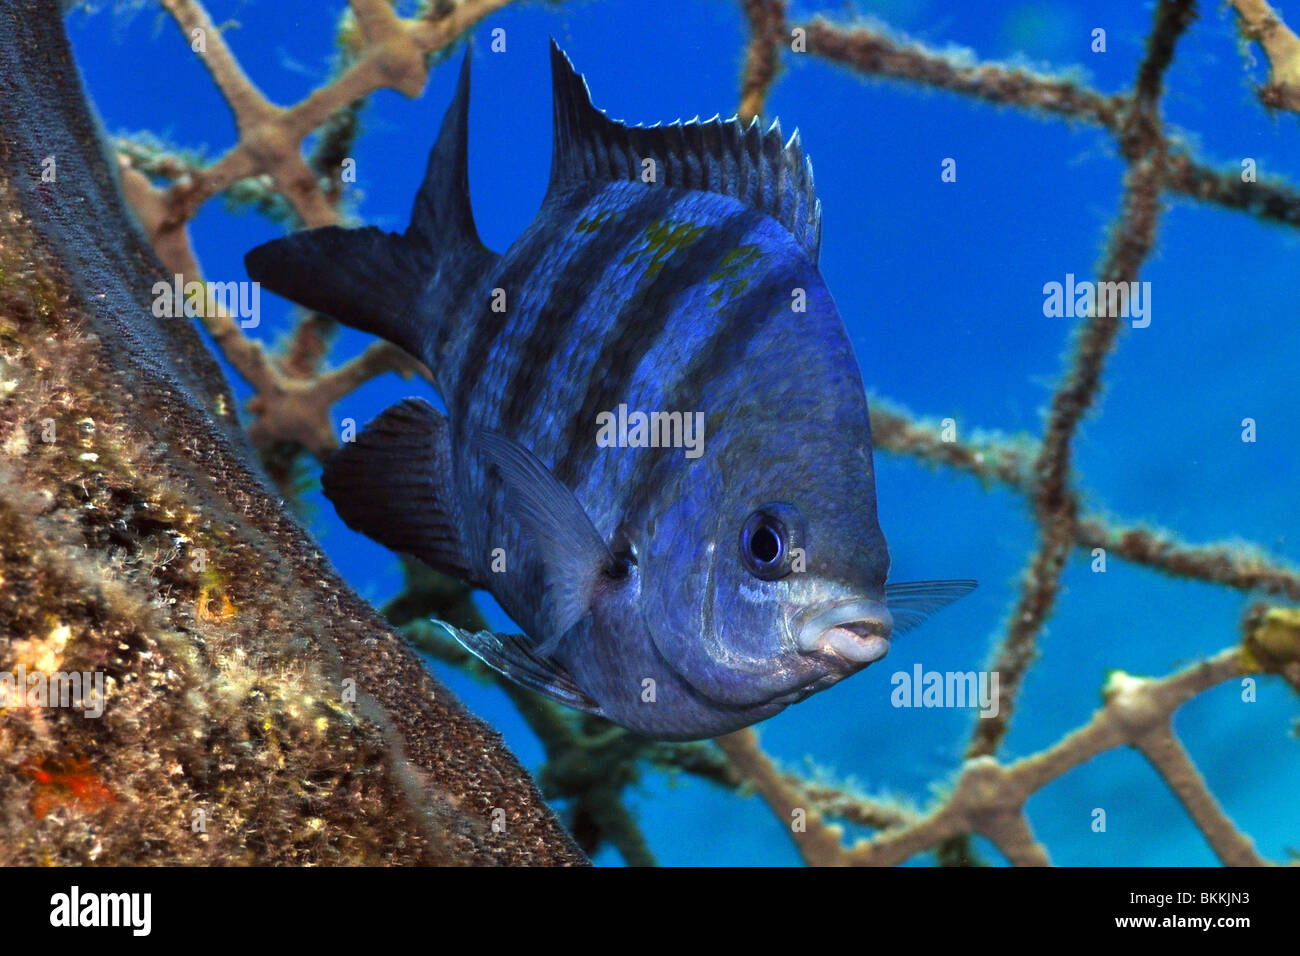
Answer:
[{"left": 0, "top": 0, "right": 585, "bottom": 866}]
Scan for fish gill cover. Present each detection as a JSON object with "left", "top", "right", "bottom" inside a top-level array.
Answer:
[{"left": 0, "top": 0, "right": 1297, "bottom": 868}]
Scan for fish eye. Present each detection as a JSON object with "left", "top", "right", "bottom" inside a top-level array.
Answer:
[{"left": 740, "top": 504, "right": 800, "bottom": 580}]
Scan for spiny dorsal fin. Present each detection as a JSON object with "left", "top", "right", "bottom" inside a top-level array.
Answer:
[{"left": 547, "top": 38, "right": 823, "bottom": 262}]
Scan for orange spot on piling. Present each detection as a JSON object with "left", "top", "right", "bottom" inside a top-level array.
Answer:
[{"left": 20, "top": 755, "right": 116, "bottom": 821}]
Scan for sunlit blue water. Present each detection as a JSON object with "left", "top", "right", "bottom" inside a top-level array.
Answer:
[{"left": 69, "top": 0, "right": 1300, "bottom": 865}]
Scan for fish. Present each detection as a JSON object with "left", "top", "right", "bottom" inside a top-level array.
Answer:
[{"left": 244, "top": 41, "right": 975, "bottom": 741}]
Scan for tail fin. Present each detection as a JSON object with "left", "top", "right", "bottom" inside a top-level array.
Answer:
[{"left": 243, "top": 49, "right": 495, "bottom": 368}]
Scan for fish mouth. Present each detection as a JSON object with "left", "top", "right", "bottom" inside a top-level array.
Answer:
[{"left": 796, "top": 598, "right": 894, "bottom": 666}]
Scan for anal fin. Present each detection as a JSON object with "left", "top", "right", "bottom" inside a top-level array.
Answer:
[{"left": 322, "top": 398, "right": 478, "bottom": 584}]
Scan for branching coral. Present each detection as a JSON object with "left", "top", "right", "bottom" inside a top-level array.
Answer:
[
  {"left": 56, "top": 0, "right": 1300, "bottom": 865},
  {"left": 118, "top": 0, "right": 505, "bottom": 459},
  {"left": 1229, "top": 0, "right": 1300, "bottom": 112},
  {"left": 717, "top": 0, "right": 1297, "bottom": 868},
  {"left": 970, "top": 0, "right": 1193, "bottom": 760}
]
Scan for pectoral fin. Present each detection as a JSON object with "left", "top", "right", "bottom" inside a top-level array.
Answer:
[
  {"left": 885, "top": 579, "right": 977, "bottom": 633},
  {"left": 473, "top": 428, "right": 617, "bottom": 656}
]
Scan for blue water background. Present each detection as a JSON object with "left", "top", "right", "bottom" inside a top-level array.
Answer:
[{"left": 68, "top": 0, "right": 1300, "bottom": 865}]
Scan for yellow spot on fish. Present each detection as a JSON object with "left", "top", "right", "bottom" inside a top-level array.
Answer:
[
  {"left": 575, "top": 209, "right": 617, "bottom": 234},
  {"left": 707, "top": 244, "right": 761, "bottom": 306},
  {"left": 623, "top": 219, "right": 709, "bottom": 279}
]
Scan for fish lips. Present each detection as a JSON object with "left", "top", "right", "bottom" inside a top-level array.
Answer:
[{"left": 794, "top": 598, "right": 894, "bottom": 670}]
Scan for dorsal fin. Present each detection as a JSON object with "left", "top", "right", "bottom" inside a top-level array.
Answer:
[
  {"left": 407, "top": 46, "right": 482, "bottom": 255},
  {"left": 547, "top": 38, "right": 823, "bottom": 262},
  {"left": 246, "top": 48, "right": 496, "bottom": 372}
]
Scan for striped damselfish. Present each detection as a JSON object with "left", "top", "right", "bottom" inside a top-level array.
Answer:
[{"left": 245, "top": 42, "right": 975, "bottom": 740}]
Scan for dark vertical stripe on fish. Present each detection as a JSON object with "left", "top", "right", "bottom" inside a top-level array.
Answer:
[
  {"left": 550, "top": 203, "right": 762, "bottom": 490},
  {"left": 448, "top": 189, "right": 597, "bottom": 418},
  {"left": 497, "top": 188, "right": 678, "bottom": 432},
  {"left": 620, "top": 265, "right": 796, "bottom": 522}
]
